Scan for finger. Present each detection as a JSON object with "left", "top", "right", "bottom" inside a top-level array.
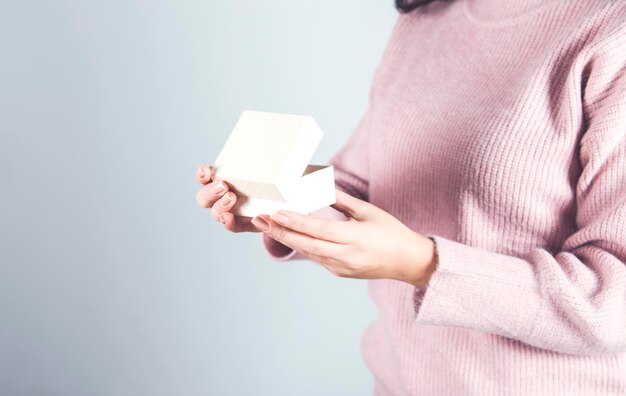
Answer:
[
  {"left": 304, "top": 254, "right": 359, "bottom": 279},
  {"left": 210, "top": 192, "right": 237, "bottom": 220},
  {"left": 269, "top": 210, "right": 351, "bottom": 243},
  {"left": 254, "top": 215, "right": 344, "bottom": 259},
  {"left": 318, "top": 261, "right": 348, "bottom": 278},
  {"left": 196, "top": 180, "right": 229, "bottom": 208},
  {"left": 331, "top": 190, "right": 370, "bottom": 221},
  {"left": 305, "top": 254, "right": 342, "bottom": 270},
  {"left": 195, "top": 164, "right": 213, "bottom": 185},
  {"left": 220, "top": 212, "right": 259, "bottom": 233}
]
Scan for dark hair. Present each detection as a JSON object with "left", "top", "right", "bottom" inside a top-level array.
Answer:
[{"left": 395, "top": 0, "right": 437, "bottom": 13}]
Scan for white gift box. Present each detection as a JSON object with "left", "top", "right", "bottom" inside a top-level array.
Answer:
[{"left": 213, "top": 110, "right": 336, "bottom": 217}]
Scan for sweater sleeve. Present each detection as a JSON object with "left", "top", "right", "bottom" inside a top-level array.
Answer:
[{"left": 414, "top": 26, "right": 626, "bottom": 356}]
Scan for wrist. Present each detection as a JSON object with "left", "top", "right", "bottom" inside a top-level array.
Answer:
[{"left": 399, "top": 233, "right": 438, "bottom": 288}]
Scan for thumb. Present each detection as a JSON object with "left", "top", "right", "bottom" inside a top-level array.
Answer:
[{"left": 331, "top": 190, "right": 372, "bottom": 221}]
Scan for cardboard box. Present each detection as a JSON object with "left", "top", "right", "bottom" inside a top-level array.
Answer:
[{"left": 213, "top": 110, "right": 336, "bottom": 217}]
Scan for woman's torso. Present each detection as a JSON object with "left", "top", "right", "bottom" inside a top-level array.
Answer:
[{"left": 358, "top": 0, "right": 626, "bottom": 394}]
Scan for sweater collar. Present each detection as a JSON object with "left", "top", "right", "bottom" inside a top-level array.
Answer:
[{"left": 463, "top": 0, "right": 562, "bottom": 26}]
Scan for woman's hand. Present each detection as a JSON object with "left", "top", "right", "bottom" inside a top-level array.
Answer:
[
  {"left": 251, "top": 190, "right": 437, "bottom": 288},
  {"left": 195, "top": 163, "right": 261, "bottom": 233}
]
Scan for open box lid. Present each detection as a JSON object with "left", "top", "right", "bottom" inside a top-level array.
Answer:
[{"left": 213, "top": 110, "right": 323, "bottom": 202}]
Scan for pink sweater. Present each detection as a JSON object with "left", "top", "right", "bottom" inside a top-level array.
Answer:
[{"left": 264, "top": 0, "right": 626, "bottom": 394}]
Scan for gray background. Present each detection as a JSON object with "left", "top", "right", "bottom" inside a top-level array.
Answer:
[{"left": 0, "top": 1, "right": 396, "bottom": 395}]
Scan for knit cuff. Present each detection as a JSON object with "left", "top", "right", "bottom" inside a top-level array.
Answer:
[
  {"left": 262, "top": 234, "right": 302, "bottom": 261},
  {"left": 413, "top": 235, "right": 543, "bottom": 337},
  {"left": 412, "top": 236, "right": 439, "bottom": 311}
]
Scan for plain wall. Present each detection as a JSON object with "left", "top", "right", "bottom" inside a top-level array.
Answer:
[{"left": 0, "top": 1, "right": 397, "bottom": 395}]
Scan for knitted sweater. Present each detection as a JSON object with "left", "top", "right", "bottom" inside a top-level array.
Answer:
[{"left": 263, "top": 0, "right": 626, "bottom": 394}]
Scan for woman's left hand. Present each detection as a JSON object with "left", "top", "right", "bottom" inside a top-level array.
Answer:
[{"left": 251, "top": 190, "right": 437, "bottom": 288}]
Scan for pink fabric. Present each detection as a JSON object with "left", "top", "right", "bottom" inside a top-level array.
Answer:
[{"left": 263, "top": 0, "right": 626, "bottom": 394}]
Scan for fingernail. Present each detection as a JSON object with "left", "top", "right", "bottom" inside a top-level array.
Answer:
[
  {"left": 222, "top": 192, "right": 234, "bottom": 205},
  {"left": 199, "top": 167, "right": 206, "bottom": 179},
  {"left": 213, "top": 181, "right": 226, "bottom": 194},
  {"left": 219, "top": 214, "right": 227, "bottom": 223},
  {"left": 251, "top": 216, "right": 270, "bottom": 232},
  {"left": 271, "top": 212, "right": 289, "bottom": 225}
]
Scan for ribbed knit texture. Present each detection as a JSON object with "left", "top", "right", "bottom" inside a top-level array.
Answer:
[{"left": 263, "top": 0, "right": 626, "bottom": 394}]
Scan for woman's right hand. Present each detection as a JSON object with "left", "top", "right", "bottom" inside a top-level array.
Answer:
[{"left": 195, "top": 163, "right": 261, "bottom": 233}]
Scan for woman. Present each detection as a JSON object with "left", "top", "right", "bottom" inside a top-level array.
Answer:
[{"left": 196, "top": 0, "right": 626, "bottom": 394}]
